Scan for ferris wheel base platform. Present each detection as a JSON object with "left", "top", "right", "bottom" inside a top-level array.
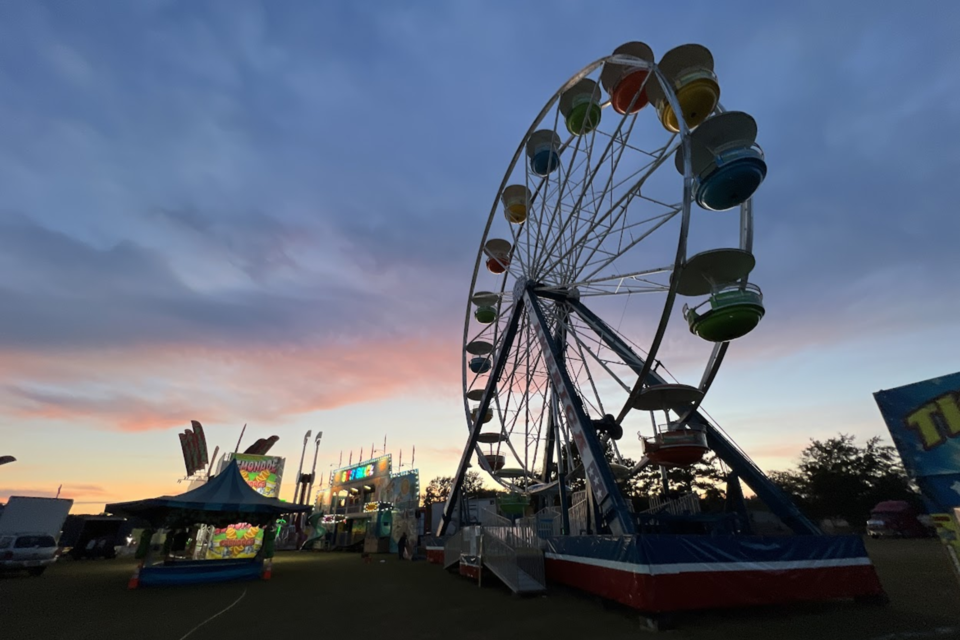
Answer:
[{"left": 542, "top": 534, "right": 883, "bottom": 613}]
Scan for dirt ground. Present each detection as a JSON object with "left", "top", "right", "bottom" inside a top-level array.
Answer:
[{"left": 1, "top": 538, "right": 959, "bottom": 640}]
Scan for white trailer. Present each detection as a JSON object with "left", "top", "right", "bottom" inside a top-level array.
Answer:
[{"left": 0, "top": 496, "right": 73, "bottom": 540}]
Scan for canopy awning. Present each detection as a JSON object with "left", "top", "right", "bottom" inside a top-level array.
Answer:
[{"left": 105, "top": 460, "right": 311, "bottom": 528}]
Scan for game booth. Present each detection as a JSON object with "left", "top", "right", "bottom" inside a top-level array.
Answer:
[
  {"left": 315, "top": 455, "right": 420, "bottom": 556},
  {"left": 106, "top": 459, "right": 309, "bottom": 588}
]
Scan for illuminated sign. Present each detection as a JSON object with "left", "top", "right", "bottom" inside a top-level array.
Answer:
[
  {"left": 228, "top": 453, "right": 285, "bottom": 499},
  {"left": 207, "top": 523, "right": 263, "bottom": 560},
  {"left": 332, "top": 455, "right": 391, "bottom": 486},
  {"left": 207, "top": 454, "right": 286, "bottom": 560},
  {"left": 363, "top": 502, "right": 379, "bottom": 513},
  {"left": 386, "top": 470, "right": 420, "bottom": 510},
  {"left": 340, "top": 463, "right": 374, "bottom": 483}
]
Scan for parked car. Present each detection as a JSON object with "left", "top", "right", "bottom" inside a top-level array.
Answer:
[
  {"left": 0, "top": 533, "right": 59, "bottom": 576},
  {"left": 866, "top": 501, "right": 933, "bottom": 539}
]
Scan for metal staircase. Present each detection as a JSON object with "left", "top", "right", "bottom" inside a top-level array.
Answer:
[{"left": 442, "top": 509, "right": 546, "bottom": 595}]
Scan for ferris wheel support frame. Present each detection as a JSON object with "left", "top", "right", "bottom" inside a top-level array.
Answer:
[
  {"left": 565, "top": 297, "right": 820, "bottom": 535},
  {"left": 525, "top": 284, "right": 636, "bottom": 536},
  {"left": 523, "top": 283, "right": 636, "bottom": 535},
  {"left": 440, "top": 289, "right": 526, "bottom": 536},
  {"left": 442, "top": 283, "right": 638, "bottom": 537}
]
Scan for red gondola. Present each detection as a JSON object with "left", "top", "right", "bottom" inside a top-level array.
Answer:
[{"left": 643, "top": 430, "right": 708, "bottom": 467}]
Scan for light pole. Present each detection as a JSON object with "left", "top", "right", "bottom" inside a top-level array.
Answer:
[
  {"left": 307, "top": 432, "right": 323, "bottom": 508},
  {"left": 294, "top": 430, "right": 312, "bottom": 503}
]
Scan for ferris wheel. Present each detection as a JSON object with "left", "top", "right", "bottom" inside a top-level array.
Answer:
[{"left": 442, "top": 42, "right": 777, "bottom": 537}]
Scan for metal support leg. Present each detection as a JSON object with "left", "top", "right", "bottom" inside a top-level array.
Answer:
[
  {"left": 568, "top": 296, "right": 820, "bottom": 536},
  {"left": 525, "top": 286, "right": 635, "bottom": 536},
  {"left": 440, "top": 296, "right": 525, "bottom": 535}
]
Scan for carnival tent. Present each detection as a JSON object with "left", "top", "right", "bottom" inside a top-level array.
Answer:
[{"left": 105, "top": 460, "right": 309, "bottom": 528}]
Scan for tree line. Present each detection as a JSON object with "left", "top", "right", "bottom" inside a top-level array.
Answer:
[{"left": 422, "top": 433, "right": 920, "bottom": 530}]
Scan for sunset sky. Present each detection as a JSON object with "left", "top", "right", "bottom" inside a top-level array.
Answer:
[{"left": 1, "top": 1, "right": 958, "bottom": 512}]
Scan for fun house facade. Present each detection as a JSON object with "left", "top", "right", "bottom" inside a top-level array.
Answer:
[{"left": 316, "top": 455, "right": 420, "bottom": 553}]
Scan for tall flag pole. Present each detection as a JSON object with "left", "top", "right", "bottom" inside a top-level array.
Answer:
[{"left": 412, "top": 445, "right": 415, "bottom": 467}]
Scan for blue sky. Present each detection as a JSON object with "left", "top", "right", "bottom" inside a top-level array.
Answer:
[{"left": 0, "top": 1, "right": 958, "bottom": 509}]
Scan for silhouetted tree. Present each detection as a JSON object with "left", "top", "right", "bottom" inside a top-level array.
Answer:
[
  {"left": 422, "top": 472, "right": 485, "bottom": 507},
  {"left": 557, "top": 444, "right": 727, "bottom": 512},
  {"left": 768, "top": 433, "right": 921, "bottom": 528}
]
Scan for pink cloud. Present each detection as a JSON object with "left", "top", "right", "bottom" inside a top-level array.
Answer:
[
  {"left": 0, "top": 337, "right": 462, "bottom": 432},
  {"left": 1, "top": 483, "right": 106, "bottom": 503}
]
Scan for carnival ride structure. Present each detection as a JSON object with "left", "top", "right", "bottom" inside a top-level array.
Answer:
[{"left": 436, "top": 41, "right": 884, "bottom": 620}]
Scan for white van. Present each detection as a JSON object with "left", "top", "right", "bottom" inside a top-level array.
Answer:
[{"left": 0, "top": 533, "right": 60, "bottom": 576}]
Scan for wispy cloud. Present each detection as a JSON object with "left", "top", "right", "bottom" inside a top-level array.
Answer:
[
  {"left": 0, "top": 338, "right": 461, "bottom": 431},
  {"left": 1, "top": 483, "right": 107, "bottom": 501}
]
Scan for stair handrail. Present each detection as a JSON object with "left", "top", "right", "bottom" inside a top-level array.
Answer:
[
  {"left": 568, "top": 499, "right": 589, "bottom": 535},
  {"left": 480, "top": 529, "right": 520, "bottom": 592},
  {"left": 478, "top": 505, "right": 511, "bottom": 528},
  {"left": 442, "top": 528, "right": 463, "bottom": 568},
  {"left": 645, "top": 491, "right": 701, "bottom": 515}
]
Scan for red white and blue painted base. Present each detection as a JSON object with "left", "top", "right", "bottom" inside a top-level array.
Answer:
[
  {"left": 543, "top": 534, "right": 884, "bottom": 613},
  {"left": 426, "top": 545, "right": 444, "bottom": 565}
]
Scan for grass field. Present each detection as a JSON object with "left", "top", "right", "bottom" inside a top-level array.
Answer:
[{"left": 2, "top": 538, "right": 959, "bottom": 639}]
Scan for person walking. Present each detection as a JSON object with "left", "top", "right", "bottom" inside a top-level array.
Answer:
[{"left": 397, "top": 531, "right": 408, "bottom": 561}]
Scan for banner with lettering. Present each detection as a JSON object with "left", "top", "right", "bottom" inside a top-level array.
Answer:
[
  {"left": 875, "top": 372, "right": 960, "bottom": 580},
  {"left": 206, "top": 454, "right": 285, "bottom": 559},
  {"left": 229, "top": 453, "right": 285, "bottom": 499},
  {"left": 874, "top": 371, "right": 960, "bottom": 479}
]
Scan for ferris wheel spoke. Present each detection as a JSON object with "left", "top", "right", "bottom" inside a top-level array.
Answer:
[
  {"left": 524, "top": 105, "right": 568, "bottom": 275},
  {"left": 553, "top": 130, "right": 611, "bottom": 283},
  {"left": 566, "top": 320, "right": 634, "bottom": 395},
  {"left": 567, "top": 153, "right": 679, "bottom": 279},
  {"left": 497, "top": 317, "right": 551, "bottom": 477},
  {"left": 568, "top": 331, "right": 608, "bottom": 417},
  {"left": 591, "top": 127, "right": 676, "bottom": 159},
  {"left": 528, "top": 163, "right": 593, "bottom": 279},
  {"left": 535, "top": 135, "right": 590, "bottom": 276},
  {"left": 532, "top": 109, "right": 641, "bottom": 278},
  {"left": 540, "top": 264, "right": 673, "bottom": 294},
  {"left": 573, "top": 207, "right": 680, "bottom": 284},
  {"left": 494, "top": 322, "right": 527, "bottom": 436},
  {"left": 505, "top": 220, "right": 532, "bottom": 275},
  {"left": 575, "top": 286, "right": 668, "bottom": 297}
]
